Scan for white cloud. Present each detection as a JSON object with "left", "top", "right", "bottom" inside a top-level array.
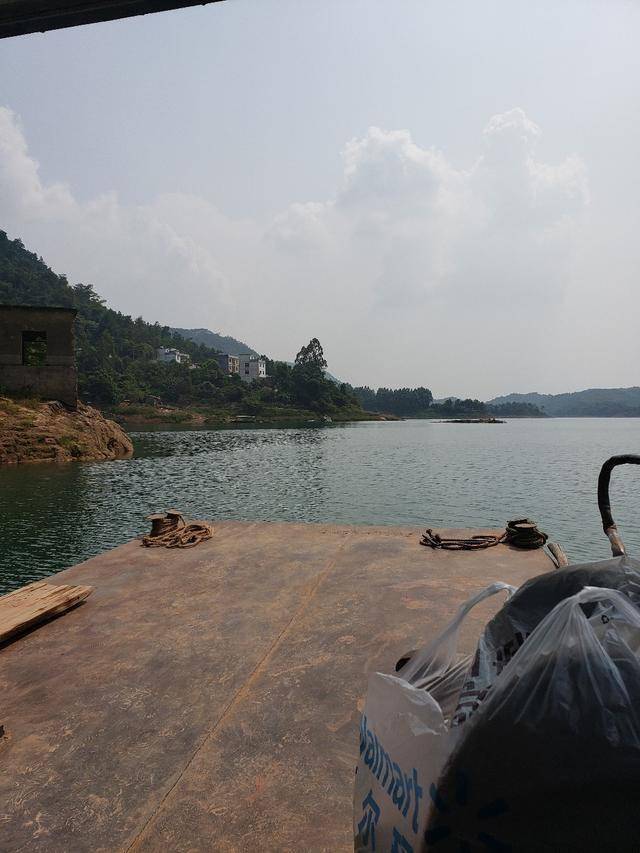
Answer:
[
  {"left": 0, "top": 105, "right": 595, "bottom": 395},
  {"left": 0, "top": 108, "right": 75, "bottom": 222}
]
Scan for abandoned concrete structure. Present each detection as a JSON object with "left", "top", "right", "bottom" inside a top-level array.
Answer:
[{"left": 0, "top": 305, "right": 78, "bottom": 406}]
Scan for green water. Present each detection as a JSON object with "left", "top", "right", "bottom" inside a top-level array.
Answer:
[{"left": 1, "top": 418, "right": 639, "bottom": 593}]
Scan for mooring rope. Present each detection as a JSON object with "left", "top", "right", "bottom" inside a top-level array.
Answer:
[
  {"left": 420, "top": 530, "right": 504, "bottom": 550},
  {"left": 420, "top": 518, "right": 548, "bottom": 551},
  {"left": 503, "top": 518, "right": 548, "bottom": 549},
  {"left": 141, "top": 511, "right": 213, "bottom": 549}
]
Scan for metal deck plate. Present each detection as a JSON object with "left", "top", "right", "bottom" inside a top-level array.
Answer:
[{"left": 0, "top": 521, "right": 553, "bottom": 851}]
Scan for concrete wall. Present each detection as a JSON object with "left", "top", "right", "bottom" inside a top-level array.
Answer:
[
  {"left": 238, "top": 354, "right": 266, "bottom": 383},
  {"left": 216, "top": 354, "right": 239, "bottom": 375},
  {"left": 0, "top": 306, "right": 78, "bottom": 406}
]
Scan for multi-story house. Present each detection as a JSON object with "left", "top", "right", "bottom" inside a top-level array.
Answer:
[
  {"left": 156, "top": 346, "right": 190, "bottom": 365},
  {"left": 216, "top": 354, "right": 240, "bottom": 375},
  {"left": 239, "top": 354, "right": 267, "bottom": 383}
]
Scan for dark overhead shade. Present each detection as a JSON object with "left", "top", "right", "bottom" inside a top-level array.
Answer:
[{"left": 0, "top": 0, "right": 225, "bottom": 38}]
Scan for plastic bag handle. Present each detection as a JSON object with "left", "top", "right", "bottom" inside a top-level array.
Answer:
[{"left": 398, "top": 581, "right": 516, "bottom": 687}]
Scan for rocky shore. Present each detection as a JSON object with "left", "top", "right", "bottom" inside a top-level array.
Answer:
[{"left": 0, "top": 397, "right": 133, "bottom": 464}]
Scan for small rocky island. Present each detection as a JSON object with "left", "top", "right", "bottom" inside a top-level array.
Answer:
[
  {"left": 0, "top": 397, "right": 133, "bottom": 465},
  {"left": 446, "top": 417, "right": 505, "bottom": 424}
]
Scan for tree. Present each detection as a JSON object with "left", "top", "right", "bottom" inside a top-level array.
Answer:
[
  {"left": 353, "top": 385, "right": 434, "bottom": 415},
  {"left": 295, "top": 338, "right": 327, "bottom": 373},
  {"left": 85, "top": 369, "right": 118, "bottom": 404}
]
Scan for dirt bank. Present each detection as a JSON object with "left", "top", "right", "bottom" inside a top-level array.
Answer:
[
  {"left": 0, "top": 397, "right": 133, "bottom": 464},
  {"left": 104, "top": 402, "right": 398, "bottom": 427}
]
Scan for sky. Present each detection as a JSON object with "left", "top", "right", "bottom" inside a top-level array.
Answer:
[{"left": 1, "top": 0, "right": 639, "bottom": 398}]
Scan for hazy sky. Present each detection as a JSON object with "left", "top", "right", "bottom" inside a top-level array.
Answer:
[{"left": 1, "top": 0, "right": 639, "bottom": 397}]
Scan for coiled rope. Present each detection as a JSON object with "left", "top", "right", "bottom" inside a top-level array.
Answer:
[
  {"left": 420, "top": 518, "right": 548, "bottom": 551},
  {"left": 142, "top": 510, "right": 213, "bottom": 549}
]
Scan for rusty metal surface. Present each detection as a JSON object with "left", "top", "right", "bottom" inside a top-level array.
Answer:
[
  {"left": 0, "top": 521, "right": 553, "bottom": 852},
  {"left": 0, "top": 0, "right": 224, "bottom": 39}
]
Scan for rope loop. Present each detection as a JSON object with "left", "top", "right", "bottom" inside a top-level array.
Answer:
[
  {"left": 142, "top": 511, "right": 213, "bottom": 549},
  {"left": 421, "top": 518, "right": 547, "bottom": 551}
]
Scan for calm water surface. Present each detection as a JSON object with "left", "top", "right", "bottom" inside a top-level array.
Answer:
[{"left": 1, "top": 418, "right": 639, "bottom": 593}]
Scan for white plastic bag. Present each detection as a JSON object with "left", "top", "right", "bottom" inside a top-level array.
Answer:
[
  {"left": 353, "top": 582, "right": 515, "bottom": 853},
  {"left": 425, "top": 586, "right": 640, "bottom": 851}
]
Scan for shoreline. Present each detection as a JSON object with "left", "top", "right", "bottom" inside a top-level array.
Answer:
[{"left": 101, "top": 402, "right": 399, "bottom": 428}]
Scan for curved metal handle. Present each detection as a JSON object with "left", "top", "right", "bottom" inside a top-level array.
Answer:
[{"left": 597, "top": 455, "right": 640, "bottom": 556}]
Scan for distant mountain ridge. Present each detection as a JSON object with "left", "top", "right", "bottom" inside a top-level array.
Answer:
[
  {"left": 488, "top": 387, "right": 640, "bottom": 417},
  {"left": 171, "top": 327, "right": 258, "bottom": 356}
]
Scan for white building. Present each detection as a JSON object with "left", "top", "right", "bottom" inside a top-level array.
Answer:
[
  {"left": 239, "top": 353, "right": 267, "bottom": 383},
  {"left": 157, "top": 346, "right": 190, "bottom": 365}
]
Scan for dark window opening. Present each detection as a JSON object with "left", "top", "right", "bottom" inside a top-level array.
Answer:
[{"left": 22, "top": 331, "right": 47, "bottom": 366}]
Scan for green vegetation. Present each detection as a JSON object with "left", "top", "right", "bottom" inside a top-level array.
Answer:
[
  {"left": 109, "top": 401, "right": 376, "bottom": 427},
  {"left": 262, "top": 338, "right": 362, "bottom": 417},
  {"left": 0, "top": 231, "right": 547, "bottom": 422},
  {"left": 0, "top": 231, "right": 221, "bottom": 399},
  {"left": 0, "top": 232, "right": 365, "bottom": 421},
  {"left": 354, "top": 387, "right": 434, "bottom": 416},
  {"left": 353, "top": 388, "right": 544, "bottom": 418}
]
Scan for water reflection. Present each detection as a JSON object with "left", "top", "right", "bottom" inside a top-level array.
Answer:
[
  {"left": 0, "top": 462, "right": 93, "bottom": 589},
  {"left": 1, "top": 419, "right": 640, "bottom": 593}
]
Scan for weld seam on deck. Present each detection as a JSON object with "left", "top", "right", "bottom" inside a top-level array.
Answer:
[
  {"left": 125, "top": 531, "right": 354, "bottom": 853},
  {"left": 207, "top": 520, "right": 260, "bottom": 543}
]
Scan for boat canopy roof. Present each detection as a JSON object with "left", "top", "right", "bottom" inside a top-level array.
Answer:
[{"left": 0, "top": 0, "right": 223, "bottom": 38}]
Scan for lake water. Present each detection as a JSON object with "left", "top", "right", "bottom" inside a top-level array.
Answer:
[{"left": 1, "top": 418, "right": 639, "bottom": 594}]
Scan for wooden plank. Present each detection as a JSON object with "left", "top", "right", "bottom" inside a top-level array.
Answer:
[{"left": 0, "top": 581, "right": 92, "bottom": 643}]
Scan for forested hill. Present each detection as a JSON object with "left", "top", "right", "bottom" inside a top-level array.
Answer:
[
  {"left": 353, "top": 387, "right": 543, "bottom": 418},
  {"left": 0, "top": 231, "right": 224, "bottom": 401},
  {"left": 172, "top": 327, "right": 257, "bottom": 356},
  {"left": 0, "top": 232, "right": 363, "bottom": 418},
  {"left": 489, "top": 387, "right": 640, "bottom": 417}
]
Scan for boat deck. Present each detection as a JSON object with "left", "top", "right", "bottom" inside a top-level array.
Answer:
[{"left": 0, "top": 521, "right": 554, "bottom": 852}]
